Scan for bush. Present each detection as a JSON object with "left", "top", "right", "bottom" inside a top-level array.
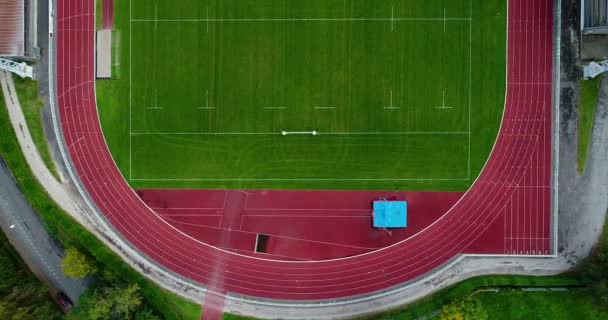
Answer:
[
  {"left": 441, "top": 297, "right": 487, "bottom": 320},
  {"left": 61, "top": 247, "right": 98, "bottom": 279}
]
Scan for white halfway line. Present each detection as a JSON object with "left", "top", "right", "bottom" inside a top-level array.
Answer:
[
  {"left": 130, "top": 131, "right": 469, "bottom": 136},
  {"left": 131, "top": 17, "right": 472, "bottom": 22}
]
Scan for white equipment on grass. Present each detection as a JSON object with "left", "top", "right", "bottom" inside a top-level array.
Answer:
[
  {"left": 583, "top": 60, "right": 608, "bottom": 79},
  {"left": 0, "top": 58, "right": 35, "bottom": 79}
]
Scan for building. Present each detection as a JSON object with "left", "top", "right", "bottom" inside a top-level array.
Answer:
[
  {"left": 582, "top": 0, "right": 608, "bottom": 34},
  {"left": 0, "top": 0, "right": 25, "bottom": 57}
]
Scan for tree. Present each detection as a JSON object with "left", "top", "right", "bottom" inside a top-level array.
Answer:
[
  {"left": 88, "top": 283, "right": 143, "bottom": 320},
  {"left": 88, "top": 293, "right": 112, "bottom": 320},
  {"left": 61, "top": 247, "right": 97, "bottom": 279},
  {"left": 110, "top": 284, "right": 143, "bottom": 319},
  {"left": 134, "top": 307, "right": 161, "bottom": 320},
  {"left": 441, "top": 297, "right": 487, "bottom": 320}
]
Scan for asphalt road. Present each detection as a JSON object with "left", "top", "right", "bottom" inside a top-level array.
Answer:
[{"left": 0, "top": 157, "right": 90, "bottom": 302}]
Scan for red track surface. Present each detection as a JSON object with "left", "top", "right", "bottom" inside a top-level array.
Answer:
[
  {"left": 137, "top": 190, "right": 464, "bottom": 261},
  {"left": 102, "top": 0, "right": 113, "bottom": 30},
  {"left": 56, "top": 0, "right": 553, "bottom": 300}
]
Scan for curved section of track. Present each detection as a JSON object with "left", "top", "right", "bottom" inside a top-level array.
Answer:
[{"left": 55, "top": 0, "right": 553, "bottom": 300}]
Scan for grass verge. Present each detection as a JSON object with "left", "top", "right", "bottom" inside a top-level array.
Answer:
[
  {"left": 222, "top": 275, "right": 581, "bottom": 320},
  {"left": 11, "top": 77, "right": 61, "bottom": 181},
  {"left": 578, "top": 76, "right": 601, "bottom": 174},
  {"left": 359, "top": 275, "right": 582, "bottom": 320},
  {"left": 478, "top": 289, "right": 608, "bottom": 320},
  {"left": 0, "top": 81, "right": 201, "bottom": 320}
]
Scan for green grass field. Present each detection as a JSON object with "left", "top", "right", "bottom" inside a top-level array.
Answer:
[
  {"left": 578, "top": 77, "right": 601, "bottom": 174},
  {"left": 98, "top": 0, "right": 506, "bottom": 190}
]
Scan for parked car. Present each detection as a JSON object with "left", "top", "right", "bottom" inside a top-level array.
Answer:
[{"left": 55, "top": 292, "right": 73, "bottom": 313}]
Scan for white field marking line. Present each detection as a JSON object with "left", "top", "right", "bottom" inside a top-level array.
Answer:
[
  {"left": 384, "top": 89, "right": 399, "bottom": 109},
  {"left": 130, "top": 17, "right": 472, "bottom": 22},
  {"left": 443, "top": 8, "right": 446, "bottom": 32},
  {"left": 198, "top": 90, "right": 215, "bottom": 109},
  {"left": 130, "top": 131, "right": 470, "bottom": 135},
  {"left": 128, "top": 0, "right": 132, "bottom": 179},
  {"left": 314, "top": 106, "right": 335, "bottom": 109},
  {"left": 131, "top": 178, "right": 470, "bottom": 181},
  {"left": 434, "top": 90, "right": 453, "bottom": 109},
  {"left": 468, "top": 0, "right": 472, "bottom": 179},
  {"left": 146, "top": 88, "right": 164, "bottom": 109}
]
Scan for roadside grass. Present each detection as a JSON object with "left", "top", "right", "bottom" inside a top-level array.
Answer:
[
  {"left": 478, "top": 289, "right": 608, "bottom": 320},
  {"left": 221, "top": 274, "right": 582, "bottom": 320},
  {"left": 12, "top": 77, "right": 61, "bottom": 181},
  {"left": 578, "top": 76, "right": 602, "bottom": 174},
  {"left": 0, "top": 86, "right": 201, "bottom": 320},
  {"left": 357, "top": 275, "right": 582, "bottom": 320}
]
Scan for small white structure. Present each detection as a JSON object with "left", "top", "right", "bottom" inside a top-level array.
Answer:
[
  {"left": 96, "top": 30, "right": 112, "bottom": 79},
  {"left": 0, "top": 57, "right": 34, "bottom": 79},
  {"left": 583, "top": 60, "right": 608, "bottom": 79}
]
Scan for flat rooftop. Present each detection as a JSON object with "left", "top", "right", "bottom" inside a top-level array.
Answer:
[{"left": 0, "top": 0, "right": 24, "bottom": 56}]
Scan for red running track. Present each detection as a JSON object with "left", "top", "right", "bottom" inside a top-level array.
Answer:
[
  {"left": 56, "top": 0, "right": 553, "bottom": 300},
  {"left": 136, "top": 190, "right": 465, "bottom": 261},
  {"left": 102, "top": 0, "right": 113, "bottom": 30}
]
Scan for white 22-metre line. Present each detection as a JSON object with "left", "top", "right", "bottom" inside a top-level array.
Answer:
[{"left": 281, "top": 130, "right": 318, "bottom": 136}]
